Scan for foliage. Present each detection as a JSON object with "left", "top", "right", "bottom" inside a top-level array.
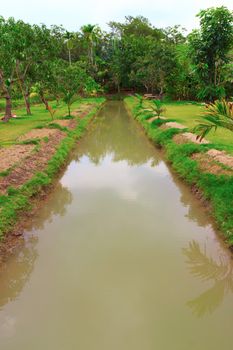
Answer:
[
  {"left": 0, "top": 7, "right": 233, "bottom": 118},
  {"left": 56, "top": 62, "right": 93, "bottom": 116},
  {"left": 194, "top": 99, "right": 233, "bottom": 140},
  {"left": 188, "top": 7, "right": 233, "bottom": 100},
  {"left": 150, "top": 99, "right": 166, "bottom": 118}
]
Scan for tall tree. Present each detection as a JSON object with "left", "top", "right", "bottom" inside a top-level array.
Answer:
[{"left": 188, "top": 6, "right": 233, "bottom": 100}]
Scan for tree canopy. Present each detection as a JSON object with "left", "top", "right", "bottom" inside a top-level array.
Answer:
[{"left": 0, "top": 6, "right": 233, "bottom": 121}]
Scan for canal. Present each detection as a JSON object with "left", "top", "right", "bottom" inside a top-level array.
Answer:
[{"left": 0, "top": 101, "right": 233, "bottom": 349}]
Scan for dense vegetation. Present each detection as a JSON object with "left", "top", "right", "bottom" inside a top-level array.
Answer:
[{"left": 0, "top": 6, "right": 233, "bottom": 122}]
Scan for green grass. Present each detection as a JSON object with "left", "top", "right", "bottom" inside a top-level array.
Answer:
[
  {"left": 0, "top": 99, "right": 93, "bottom": 146},
  {"left": 142, "top": 100, "right": 233, "bottom": 153},
  {"left": 125, "top": 96, "right": 233, "bottom": 246}
]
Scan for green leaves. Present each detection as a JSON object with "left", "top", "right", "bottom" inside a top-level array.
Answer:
[
  {"left": 151, "top": 99, "right": 166, "bottom": 117},
  {"left": 194, "top": 99, "right": 233, "bottom": 140},
  {"left": 188, "top": 6, "right": 233, "bottom": 99}
]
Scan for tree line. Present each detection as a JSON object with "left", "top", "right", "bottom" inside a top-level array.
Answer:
[{"left": 0, "top": 6, "right": 233, "bottom": 121}]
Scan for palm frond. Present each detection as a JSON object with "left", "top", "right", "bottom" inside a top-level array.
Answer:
[
  {"left": 187, "top": 280, "right": 226, "bottom": 318},
  {"left": 193, "top": 123, "right": 217, "bottom": 141},
  {"left": 146, "top": 99, "right": 166, "bottom": 117},
  {"left": 183, "top": 241, "right": 228, "bottom": 281},
  {"left": 194, "top": 99, "right": 233, "bottom": 140}
]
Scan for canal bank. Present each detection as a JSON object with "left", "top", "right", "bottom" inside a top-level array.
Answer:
[
  {"left": 0, "top": 98, "right": 104, "bottom": 256},
  {"left": 125, "top": 96, "right": 233, "bottom": 247}
]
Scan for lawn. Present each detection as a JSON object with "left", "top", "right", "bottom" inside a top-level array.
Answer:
[
  {"left": 163, "top": 102, "right": 233, "bottom": 153},
  {"left": 0, "top": 99, "right": 92, "bottom": 146}
]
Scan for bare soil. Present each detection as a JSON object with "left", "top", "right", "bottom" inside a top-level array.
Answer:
[
  {"left": 18, "top": 128, "right": 60, "bottom": 141},
  {"left": 147, "top": 116, "right": 166, "bottom": 123},
  {"left": 0, "top": 144, "right": 35, "bottom": 172},
  {"left": 51, "top": 119, "right": 77, "bottom": 129},
  {"left": 192, "top": 152, "right": 233, "bottom": 176},
  {"left": 164, "top": 122, "right": 186, "bottom": 129},
  {"left": 207, "top": 149, "right": 233, "bottom": 169},
  {"left": 0, "top": 130, "right": 65, "bottom": 194},
  {"left": 173, "top": 133, "right": 209, "bottom": 145}
]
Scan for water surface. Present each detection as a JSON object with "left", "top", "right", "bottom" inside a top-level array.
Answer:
[{"left": 0, "top": 101, "right": 233, "bottom": 350}]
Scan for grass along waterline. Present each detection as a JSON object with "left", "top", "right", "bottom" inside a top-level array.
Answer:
[
  {"left": 0, "top": 98, "right": 105, "bottom": 242},
  {"left": 125, "top": 96, "right": 233, "bottom": 246}
]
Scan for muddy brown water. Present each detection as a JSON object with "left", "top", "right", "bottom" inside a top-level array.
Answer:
[{"left": 0, "top": 101, "right": 233, "bottom": 350}]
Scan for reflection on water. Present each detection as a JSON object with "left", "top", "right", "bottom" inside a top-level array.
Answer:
[
  {"left": 0, "top": 101, "right": 233, "bottom": 350},
  {"left": 183, "top": 240, "right": 233, "bottom": 318},
  {"left": 29, "top": 183, "right": 73, "bottom": 231},
  {"left": 0, "top": 236, "right": 38, "bottom": 309},
  {"left": 0, "top": 182, "right": 72, "bottom": 309},
  {"left": 75, "top": 102, "right": 160, "bottom": 167}
]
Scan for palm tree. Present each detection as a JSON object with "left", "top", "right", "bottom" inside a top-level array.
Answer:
[
  {"left": 150, "top": 99, "right": 166, "bottom": 119},
  {"left": 135, "top": 93, "right": 143, "bottom": 108},
  {"left": 194, "top": 99, "right": 233, "bottom": 141},
  {"left": 81, "top": 24, "right": 96, "bottom": 67},
  {"left": 64, "top": 31, "right": 75, "bottom": 65},
  {"left": 135, "top": 95, "right": 166, "bottom": 119}
]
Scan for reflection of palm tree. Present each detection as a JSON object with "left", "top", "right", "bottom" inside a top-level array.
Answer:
[{"left": 183, "top": 240, "right": 233, "bottom": 318}]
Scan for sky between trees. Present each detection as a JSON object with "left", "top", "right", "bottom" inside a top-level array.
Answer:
[{"left": 0, "top": 0, "right": 233, "bottom": 32}]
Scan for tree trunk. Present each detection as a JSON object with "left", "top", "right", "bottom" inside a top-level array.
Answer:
[
  {"left": 56, "top": 95, "right": 60, "bottom": 106},
  {"left": 24, "top": 91, "right": 31, "bottom": 115},
  {"left": 15, "top": 62, "right": 31, "bottom": 115},
  {"left": 0, "top": 70, "right": 13, "bottom": 122},
  {"left": 68, "top": 104, "right": 71, "bottom": 116},
  {"left": 40, "top": 93, "right": 49, "bottom": 110},
  {"left": 214, "top": 63, "right": 217, "bottom": 87},
  {"left": 2, "top": 94, "right": 13, "bottom": 122}
]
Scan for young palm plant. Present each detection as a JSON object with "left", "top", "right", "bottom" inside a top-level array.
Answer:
[
  {"left": 194, "top": 100, "right": 233, "bottom": 141},
  {"left": 135, "top": 94, "right": 144, "bottom": 117},
  {"left": 150, "top": 99, "right": 166, "bottom": 119}
]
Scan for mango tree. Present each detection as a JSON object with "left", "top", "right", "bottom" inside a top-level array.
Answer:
[
  {"left": 188, "top": 6, "right": 233, "bottom": 101},
  {"left": 57, "top": 62, "right": 92, "bottom": 116},
  {"left": 0, "top": 17, "right": 18, "bottom": 121}
]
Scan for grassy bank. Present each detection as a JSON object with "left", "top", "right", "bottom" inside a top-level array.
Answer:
[
  {"left": 0, "top": 98, "right": 105, "bottom": 240},
  {"left": 0, "top": 99, "right": 95, "bottom": 146},
  {"left": 141, "top": 100, "right": 233, "bottom": 153},
  {"left": 125, "top": 96, "right": 233, "bottom": 246}
]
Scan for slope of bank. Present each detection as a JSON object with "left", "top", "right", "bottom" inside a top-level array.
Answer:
[
  {"left": 125, "top": 96, "right": 233, "bottom": 246},
  {"left": 0, "top": 98, "right": 105, "bottom": 247}
]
